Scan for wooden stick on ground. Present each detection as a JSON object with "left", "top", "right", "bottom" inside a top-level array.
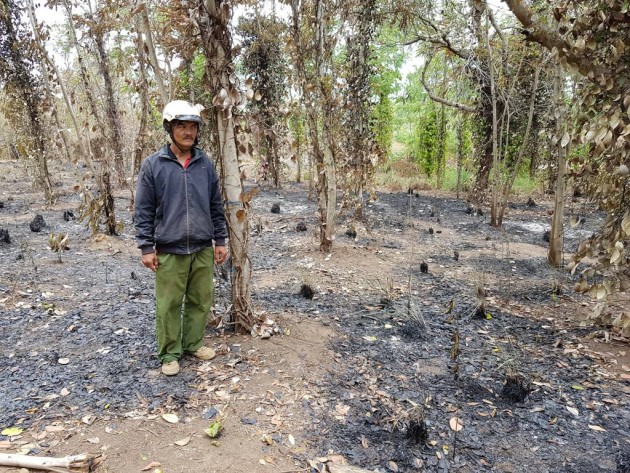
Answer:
[
  {"left": 0, "top": 452, "right": 91, "bottom": 472},
  {"left": 328, "top": 464, "right": 375, "bottom": 473}
]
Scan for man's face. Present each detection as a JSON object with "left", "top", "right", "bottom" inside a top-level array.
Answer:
[{"left": 172, "top": 120, "right": 198, "bottom": 149}]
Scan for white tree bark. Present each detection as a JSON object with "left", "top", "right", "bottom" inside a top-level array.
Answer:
[
  {"left": 0, "top": 452, "right": 90, "bottom": 471},
  {"left": 200, "top": 0, "right": 255, "bottom": 331},
  {"left": 136, "top": 2, "right": 169, "bottom": 105}
]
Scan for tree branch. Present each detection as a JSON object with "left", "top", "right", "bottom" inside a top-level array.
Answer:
[
  {"left": 402, "top": 18, "right": 469, "bottom": 61},
  {"left": 421, "top": 55, "right": 476, "bottom": 113},
  {"left": 502, "top": 0, "right": 602, "bottom": 77}
]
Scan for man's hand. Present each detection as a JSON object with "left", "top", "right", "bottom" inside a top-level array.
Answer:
[
  {"left": 141, "top": 252, "right": 158, "bottom": 272},
  {"left": 215, "top": 245, "right": 228, "bottom": 265}
]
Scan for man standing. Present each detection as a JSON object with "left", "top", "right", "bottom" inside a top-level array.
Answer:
[{"left": 135, "top": 100, "right": 228, "bottom": 376}]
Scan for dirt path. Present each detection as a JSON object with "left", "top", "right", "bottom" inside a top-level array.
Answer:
[{"left": 0, "top": 160, "right": 628, "bottom": 472}]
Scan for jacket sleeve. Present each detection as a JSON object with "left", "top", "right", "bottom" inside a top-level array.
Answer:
[
  {"left": 209, "top": 162, "right": 228, "bottom": 246},
  {"left": 134, "top": 159, "right": 157, "bottom": 254}
]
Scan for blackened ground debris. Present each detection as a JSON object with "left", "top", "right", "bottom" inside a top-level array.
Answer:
[
  {"left": 406, "top": 418, "right": 428, "bottom": 445},
  {"left": 270, "top": 202, "right": 281, "bottom": 214},
  {"left": 501, "top": 373, "right": 531, "bottom": 403},
  {"left": 29, "top": 214, "right": 46, "bottom": 232},
  {"left": 1, "top": 169, "right": 625, "bottom": 473},
  {"left": 299, "top": 284, "right": 314, "bottom": 299}
]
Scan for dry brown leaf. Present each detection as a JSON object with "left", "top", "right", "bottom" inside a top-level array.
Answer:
[
  {"left": 0, "top": 441, "right": 13, "bottom": 450},
  {"left": 44, "top": 425, "right": 65, "bottom": 433},
  {"left": 449, "top": 417, "right": 464, "bottom": 432},
  {"left": 588, "top": 424, "right": 607, "bottom": 432},
  {"left": 328, "top": 454, "right": 346, "bottom": 463},
  {"left": 161, "top": 413, "right": 179, "bottom": 424},
  {"left": 141, "top": 461, "right": 161, "bottom": 471}
]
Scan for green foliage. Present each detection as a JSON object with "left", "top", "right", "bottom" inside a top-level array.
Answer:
[
  {"left": 392, "top": 68, "right": 428, "bottom": 146},
  {"left": 205, "top": 420, "right": 223, "bottom": 438},
  {"left": 370, "top": 26, "right": 405, "bottom": 98},
  {"left": 368, "top": 26, "right": 406, "bottom": 162},
  {"left": 409, "top": 101, "right": 440, "bottom": 176},
  {"left": 372, "top": 94, "right": 394, "bottom": 161},
  {"left": 460, "top": 117, "right": 473, "bottom": 159},
  {"left": 512, "top": 172, "right": 542, "bottom": 194}
]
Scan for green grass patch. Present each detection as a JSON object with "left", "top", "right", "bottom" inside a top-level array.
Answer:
[{"left": 512, "top": 172, "right": 542, "bottom": 195}]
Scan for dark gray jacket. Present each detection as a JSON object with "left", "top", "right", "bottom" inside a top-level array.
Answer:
[{"left": 135, "top": 144, "right": 227, "bottom": 255}]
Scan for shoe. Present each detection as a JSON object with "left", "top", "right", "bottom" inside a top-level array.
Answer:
[
  {"left": 161, "top": 360, "right": 180, "bottom": 376},
  {"left": 192, "top": 346, "right": 216, "bottom": 361}
]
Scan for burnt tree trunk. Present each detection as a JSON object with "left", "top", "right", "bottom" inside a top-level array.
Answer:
[
  {"left": 91, "top": 24, "right": 125, "bottom": 185},
  {"left": 548, "top": 64, "right": 566, "bottom": 267}
]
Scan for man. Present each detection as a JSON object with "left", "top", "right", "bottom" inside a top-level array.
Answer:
[{"left": 135, "top": 100, "right": 228, "bottom": 376}]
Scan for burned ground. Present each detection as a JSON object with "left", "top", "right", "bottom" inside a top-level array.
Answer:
[{"left": 0, "top": 161, "right": 628, "bottom": 473}]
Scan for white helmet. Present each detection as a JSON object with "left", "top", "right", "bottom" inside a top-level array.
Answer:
[{"left": 162, "top": 100, "right": 205, "bottom": 126}]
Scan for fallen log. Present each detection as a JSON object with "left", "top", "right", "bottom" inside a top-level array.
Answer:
[{"left": 0, "top": 452, "right": 92, "bottom": 472}]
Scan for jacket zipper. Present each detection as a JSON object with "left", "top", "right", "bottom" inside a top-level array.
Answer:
[{"left": 184, "top": 166, "right": 190, "bottom": 254}]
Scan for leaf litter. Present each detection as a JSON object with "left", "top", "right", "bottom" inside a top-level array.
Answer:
[{"left": 0, "top": 178, "right": 628, "bottom": 472}]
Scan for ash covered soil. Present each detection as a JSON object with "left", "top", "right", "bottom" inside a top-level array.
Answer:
[{"left": 0, "top": 159, "right": 629, "bottom": 473}]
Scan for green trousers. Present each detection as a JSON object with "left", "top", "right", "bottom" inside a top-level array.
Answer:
[{"left": 155, "top": 247, "right": 214, "bottom": 363}]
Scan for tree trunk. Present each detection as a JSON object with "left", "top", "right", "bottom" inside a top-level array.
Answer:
[
  {"left": 436, "top": 103, "right": 447, "bottom": 189},
  {"left": 456, "top": 117, "right": 463, "bottom": 199},
  {"left": 130, "top": 15, "right": 150, "bottom": 209},
  {"left": 548, "top": 64, "right": 566, "bottom": 267},
  {"left": 315, "top": 0, "right": 336, "bottom": 251},
  {"left": 30, "top": 110, "right": 54, "bottom": 203},
  {"left": 265, "top": 128, "right": 281, "bottom": 188},
  {"left": 295, "top": 127, "right": 302, "bottom": 183},
  {"left": 290, "top": 0, "right": 336, "bottom": 251},
  {"left": 199, "top": 0, "right": 255, "bottom": 332},
  {"left": 138, "top": 3, "right": 169, "bottom": 105},
  {"left": 62, "top": 0, "right": 105, "bottom": 139},
  {"left": 59, "top": 2, "right": 117, "bottom": 234},
  {"left": 345, "top": 0, "right": 376, "bottom": 219},
  {"left": 92, "top": 25, "right": 125, "bottom": 184},
  {"left": 468, "top": 0, "right": 493, "bottom": 203},
  {"left": 486, "top": 10, "right": 501, "bottom": 227}
]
